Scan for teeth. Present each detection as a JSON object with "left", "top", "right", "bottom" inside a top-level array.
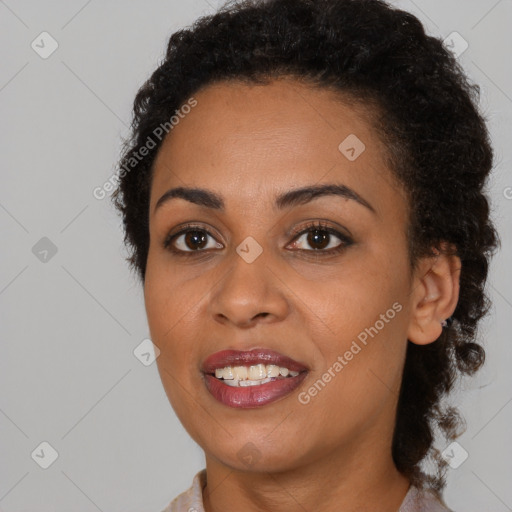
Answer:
[
  {"left": 223, "top": 378, "right": 243, "bottom": 387},
  {"left": 267, "top": 365, "right": 280, "bottom": 378},
  {"left": 248, "top": 363, "right": 266, "bottom": 380},
  {"left": 240, "top": 377, "right": 272, "bottom": 387},
  {"left": 213, "top": 364, "right": 301, "bottom": 385},
  {"left": 232, "top": 366, "right": 248, "bottom": 380},
  {"left": 223, "top": 367, "right": 234, "bottom": 379},
  {"left": 215, "top": 367, "right": 234, "bottom": 379},
  {"left": 223, "top": 377, "right": 274, "bottom": 387}
]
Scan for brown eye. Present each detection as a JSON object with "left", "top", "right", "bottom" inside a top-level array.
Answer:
[
  {"left": 290, "top": 228, "right": 347, "bottom": 252},
  {"left": 306, "top": 229, "right": 331, "bottom": 250},
  {"left": 166, "top": 227, "right": 223, "bottom": 253},
  {"left": 183, "top": 230, "right": 208, "bottom": 250}
]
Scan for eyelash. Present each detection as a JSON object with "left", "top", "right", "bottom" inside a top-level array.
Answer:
[{"left": 163, "top": 221, "right": 353, "bottom": 258}]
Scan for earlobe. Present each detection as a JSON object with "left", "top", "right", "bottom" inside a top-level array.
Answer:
[{"left": 407, "top": 244, "right": 461, "bottom": 346}]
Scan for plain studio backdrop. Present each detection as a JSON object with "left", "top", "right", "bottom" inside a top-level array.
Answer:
[{"left": 0, "top": 1, "right": 511, "bottom": 511}]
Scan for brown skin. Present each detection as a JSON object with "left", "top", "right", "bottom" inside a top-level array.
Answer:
[{"left": 144, "top": 78, "right": 461, "bottom": 512}]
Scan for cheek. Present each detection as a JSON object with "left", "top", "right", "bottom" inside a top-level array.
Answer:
[
  {"left": 145, "top": 250, "right": 196, "bottom": 330},
  {"left": 289, "top": 249, "right": 407, "bottom": 336},
  {"left": 145, "top": 286, "right": 201, "bottom": 355},
  {"left": 290, "top": 249, "right": 409, "bottom": 401},
  {"left": 144, "top": 264, "right": 206, "bottom": 424},
  {"left": 296, "top": 301, "right": 407, "bottom": 439}
]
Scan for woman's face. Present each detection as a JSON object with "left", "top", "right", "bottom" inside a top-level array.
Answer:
[{"left": 144, "top": 78, "right": 421, "bottom": 472}]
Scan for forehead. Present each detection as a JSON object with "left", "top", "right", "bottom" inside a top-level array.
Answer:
[{"left": 150, "top": 78, "right": 407, "bottom": 218}]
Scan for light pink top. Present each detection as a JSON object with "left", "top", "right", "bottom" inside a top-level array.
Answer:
[{"left": 161, "top": 469, "right": 453, "bottom": 512}]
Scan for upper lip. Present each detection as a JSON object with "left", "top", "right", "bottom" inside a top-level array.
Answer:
[{"left": 202, "top": 348, "right": 309, "bottom": 374}]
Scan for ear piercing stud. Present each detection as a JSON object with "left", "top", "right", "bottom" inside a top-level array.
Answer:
[{"left": 441, "top": 317, "right": 454, "bottom": 328}]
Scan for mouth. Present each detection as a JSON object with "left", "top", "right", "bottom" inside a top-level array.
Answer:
[{"left": 201, "top": 348, "right": 309, "bottom": 408}]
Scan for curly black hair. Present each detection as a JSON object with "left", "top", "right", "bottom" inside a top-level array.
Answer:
[{"left": 112, "top": 0, "right": 499, "bottom": 495}]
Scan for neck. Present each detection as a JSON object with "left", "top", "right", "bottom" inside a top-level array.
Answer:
[{"left": 202, "top": 435, "right": 410, "bottom": 512}]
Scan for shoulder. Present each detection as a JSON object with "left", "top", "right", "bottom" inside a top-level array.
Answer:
[
  {"left": 399, "top": 485, "right": 454, "bottom": 512},
  {"left": 159, "top": 469, "right": 207, "bottom": 512}
]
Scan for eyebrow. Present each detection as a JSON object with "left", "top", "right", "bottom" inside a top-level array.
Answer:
[{"left": 154, "top": 183, "right": 376, "bottom": 215}]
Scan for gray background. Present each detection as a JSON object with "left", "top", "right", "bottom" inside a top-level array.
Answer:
[{"left": 0, "top": 0, "right": 511, "bottom": 510}]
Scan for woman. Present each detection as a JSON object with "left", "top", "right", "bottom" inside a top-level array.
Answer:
[{"left": 112, "top": 0, "right": 499, "bottom": 510}]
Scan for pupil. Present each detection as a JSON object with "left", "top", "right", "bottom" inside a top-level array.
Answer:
[
  {"left": 308, "top": 230, "right": 329, "bottom": 249},
  {"left": 185, "top": 231, "right": 207, "bottom": 250}
]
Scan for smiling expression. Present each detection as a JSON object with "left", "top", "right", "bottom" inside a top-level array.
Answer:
[{"left": 144, "top": 77, "right": 421, "bottom": 472}]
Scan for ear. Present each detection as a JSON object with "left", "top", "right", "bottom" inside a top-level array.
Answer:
[{"left": 407, "top": 243, "right": 461, "bottom": 345}]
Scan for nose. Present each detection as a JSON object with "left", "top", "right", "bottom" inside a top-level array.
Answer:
[{"left": 209, "top": 250, "right": 290, "bottom": 328}]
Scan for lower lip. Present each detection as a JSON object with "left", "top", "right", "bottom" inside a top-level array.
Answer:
[{"left": 204, "top": 372, "right": 308, "bottom": 408}]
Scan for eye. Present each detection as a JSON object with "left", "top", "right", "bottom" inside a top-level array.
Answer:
[
  {"left": 164, "top": 225, "right": 223, "bottom": 254},
  {"left": 163, "top": 221, "right": 353, "bottom": 257},
  {"left": 287, "top": 221, "right": 353, "bottom": 254}
]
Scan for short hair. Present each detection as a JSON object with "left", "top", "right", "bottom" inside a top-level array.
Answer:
[{"left": 112, "top": 0, "right": 499, "bottom": 493}]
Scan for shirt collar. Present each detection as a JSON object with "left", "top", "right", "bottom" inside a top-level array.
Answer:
[{"left": 163, "top": 468, "right": 452, "bottom": 512}]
